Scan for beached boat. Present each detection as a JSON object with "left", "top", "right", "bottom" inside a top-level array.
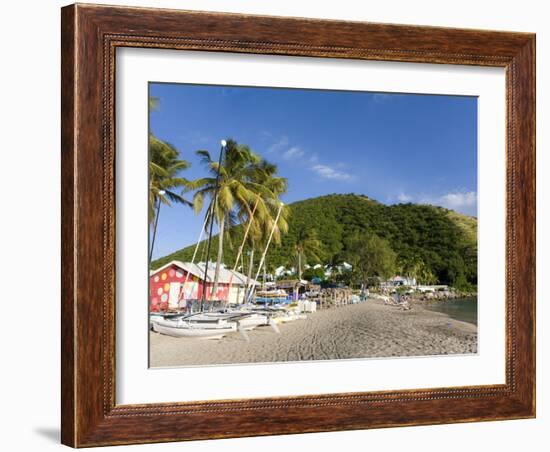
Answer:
[
  {"left": 151, "top": 310, "right": 273, "bottom": 339},
  {"left": 190, "top": 311, "right": 263, "bottom": 326},
  {"left": 256, "top": 289, "right": 288, "bottom": 297},
  {"left": 233, "top": 313, "right": 269, "bottom": 330},
  {"left": 195, "top": 311, "right": 270, "bottom": 331},
  {"left": 254, "top": 289, "right": 291, "bottom": 304},
  {"left": 273, "top": 312, "right": 307, "bottom": 324},
  {"left": 149, "top": 311, "right": 192, "bottom": 329},
  {"left": 151, "top": 316, "right": 236, "bottom": 339}
]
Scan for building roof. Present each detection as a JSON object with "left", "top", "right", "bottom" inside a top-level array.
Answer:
[
  {"left": 389, "top": 275, "right": 416, "bottom": 282},
  {"left": 150, "top": 260, "right": 259, "bottom": 286},
  {"left": 276, "top": 279, "right": 308, "bottom": 288}
]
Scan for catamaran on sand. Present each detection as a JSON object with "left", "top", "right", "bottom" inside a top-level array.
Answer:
[{"left": 151, "top": 311, "right": 278, "bottom": 339}]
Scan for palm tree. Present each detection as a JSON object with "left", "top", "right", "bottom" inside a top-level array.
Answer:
[
  {"left": 399, "top": 255, "right": 438, "bottom": 285},
  {"left": 191, "top": 140, "right": 289, "bottom": 298},
  {"left": 149, "top": 134, "right": 193, "bottom": 220},
  {"left": 417, "top": 261, "right": 438, "bottom": 285},
  {"left": 149, "top": 96, "right": 160, "bottom": 111},
  {"left": 239, "top": 160, "right": 288, "bottom": 298},
  {"left": 191, "top": 140, "right": 273, "bottom": 296},
  {"left": 293, "top": 227, "right": 323, "bottom": 280},
  {"left": 149, "top": 134, "right": 193, "bottom": 260},
  {"left": 398, "top": 255, "right": 423, "bottom": 283}
]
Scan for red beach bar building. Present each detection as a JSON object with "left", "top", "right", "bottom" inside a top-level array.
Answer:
[{"left": 149, "top": 260, "right": 256, "bottom": 311}]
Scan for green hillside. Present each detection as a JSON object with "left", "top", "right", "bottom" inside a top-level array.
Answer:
[{"left": 152, "top": 194, "right": 477, "bottom": 288}]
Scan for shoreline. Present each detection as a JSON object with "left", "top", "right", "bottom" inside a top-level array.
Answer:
[
  {"left": 150, "top": 299, "right": 477, "bottom": 367},
  {"left": 396, "top": 291, "right": 477, "bottom": 303}
]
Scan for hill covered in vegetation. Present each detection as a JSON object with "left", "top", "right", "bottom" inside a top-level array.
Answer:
[{"left": 152, "top": 194, "right": 477, "bottom": 289}]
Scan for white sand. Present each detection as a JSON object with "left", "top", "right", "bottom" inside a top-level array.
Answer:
[{"left": 149, "top": 300, "right": 477, "bottom": 367}]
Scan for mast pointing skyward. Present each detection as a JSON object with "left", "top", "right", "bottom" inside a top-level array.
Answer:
[{"left": 200, "top": 139, "right": 226, "bottom": 311}]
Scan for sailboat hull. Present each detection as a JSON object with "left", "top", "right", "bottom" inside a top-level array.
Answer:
[
  {"left": 152, "top": 318, "right": 236, "bottom": 339},
  {"left": 234, "top": 314, "right": 269, "bottom": 330}
]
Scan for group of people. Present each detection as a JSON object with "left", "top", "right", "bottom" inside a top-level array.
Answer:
[{"left": 382, "top": 293, "right": 412, "bottom": 311}]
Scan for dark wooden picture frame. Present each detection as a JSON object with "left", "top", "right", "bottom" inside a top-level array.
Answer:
[{"left": 61, "top": 3, "right": 535, "bottom": 447}]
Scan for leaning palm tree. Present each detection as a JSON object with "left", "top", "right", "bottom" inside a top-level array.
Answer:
[
  {"left": 293, "top": 227, "right": 324, "bottom": 280},
  {"left": 191, "top": 139, "right": 275, "bottom": 296},
  {"left": 149, "top": 134, "right": 193, "bottom": 260},
  {"left": 149, "top": 134, "right": 193, "bottom": 221},
  {"left": 149, "top": 96, "right": 160, "bottom": 111},
  {"left": 238, "top": 160, "right": 289, "bottom": 298}
]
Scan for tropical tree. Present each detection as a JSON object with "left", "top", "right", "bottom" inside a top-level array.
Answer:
[
  {"left": 345, "top": 232, "right": 397, "bottom": 287},
  {"left": 293, "top": 227, "right": 324, "bottom": 280},
  {"left": 148, "top": 95, "right": 193, "bottom": 259},
  {"left": 239, "top": 160, "right": 289, "bottom": 297},
  {"left": 149, "top": 96, "right": 159, "bottom": 111},
  {"left": 148, "top": 134, "right": 193, "bottom": 260},
  {"left": 398, "top": 255, "right": 439, "bottom": 285},
  {"left": 191, "top": 139, "right": 287, "bottom": 296},
  {"left": 149, "top": 135, "right": 193, "bottom": 221},
  {"left": 397, "top": 254, "right": 423, "bottom": 282},
  {"left": 417, "top": 264, "right": 438, "bottom": 285}
]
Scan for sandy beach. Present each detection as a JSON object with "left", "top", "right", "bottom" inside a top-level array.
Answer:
[{"left": 149, "top": 299, "right": 477, "bottom": 367}]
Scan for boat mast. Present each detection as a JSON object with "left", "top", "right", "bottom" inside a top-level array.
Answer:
[
  {"left": 200, "top": 140, "right": 226, "bottom": 312},
  {"left": 226, "top": 195, "right": 260, "bottom": 304},
  {"left": 179, "top": 207, "right": 211, "bottom": 305},
  {"left": 248, "top": 201, "right": 284, "bottom": 302}
]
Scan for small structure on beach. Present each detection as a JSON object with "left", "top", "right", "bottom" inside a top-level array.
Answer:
[
  {"left": 275, "top": 279, "right": 308, "bottom": 300},
  {"left": 381, "top": 275, "right": 417, "bottom": 289},
  {"left": 150, "top": 260, "right": 258, "bottom": 311},
  {"left": 416, "top": 284, "right": 449, "bottom": 293}
]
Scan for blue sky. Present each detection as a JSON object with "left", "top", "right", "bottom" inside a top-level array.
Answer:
[{"left": 149, "top": 83, "right": 477, "bottom": 259}]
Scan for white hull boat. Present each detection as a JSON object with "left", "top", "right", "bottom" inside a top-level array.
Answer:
[
  {"left": 231, "top": 313, "right": 269, "bottom": 331},
  {"left": 189, "top": 311, "right": 270, "bottom": 331},
  {"left": 272, "top": 311, "right": 307, "bottom": 324},
  {"left": 149, "top": 313, "right": 164, "bottom": 329},
  {"left": 151, "top": 317, "right": 236, "bottom": 339}
]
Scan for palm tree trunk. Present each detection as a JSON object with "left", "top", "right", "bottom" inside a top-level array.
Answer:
[
  {"left": 298, "top": 252, "right": 302, "bottom": 280},
  {"left": 245, "top": 248, "right": 255, "bottom": 303},
  {"left": 149, "top": 198, "right": 162, "bottom": 263},
  {"left": 212, "top": 213, "right": 225, "bottom": 298}
]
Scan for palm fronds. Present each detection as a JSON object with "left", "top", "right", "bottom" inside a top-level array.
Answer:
[{"left": 149, "top": 133, "right": 193, "bottom": 223}]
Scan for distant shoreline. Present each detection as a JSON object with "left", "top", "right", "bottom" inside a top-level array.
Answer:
[
  {"left": 421, "top": 297, "right": 478, "bottom": 326},
  {"left": 150, "top": 299, "right": 477, "bottom": 367}
]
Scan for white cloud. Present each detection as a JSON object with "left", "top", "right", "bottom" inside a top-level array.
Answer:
[
  {"left": 397, "top": 192, "right": 413, "bottom": 202},
  {"left": 259, "top": 130, "right": 272, "bottom": 140},
  {"left": 267, "top": 135, "right": 289, "bottom": 154},
  {"left": 438, "top": 191, "right": 477, "bottom": 211},
  {"left": 310, "top": 164, "right": 353, "bottom": 181},
  {"left": 282, "top": 146, "right": 305, "bottom": 160},
  {"left": 392, "top": 190, "right": 477, "bottom": 215},
  {"left": 265, "top": 136, "right": 355, "bottom": 183},
  {"left": 418, "top": 190, "right": 477, "bottom": 216}
]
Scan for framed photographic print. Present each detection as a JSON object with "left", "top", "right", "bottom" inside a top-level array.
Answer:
[{"left": 61, "top": 3, "right": 535, "bottom": 447}]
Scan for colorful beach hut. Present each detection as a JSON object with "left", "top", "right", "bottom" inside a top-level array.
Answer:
[{"left": 149, "top": 260, "right": 258, "bottom": 311}]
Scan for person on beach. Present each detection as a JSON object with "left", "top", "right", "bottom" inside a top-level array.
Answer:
[{"left": 177, "top": 287, "right": 190, "bottom": 313}]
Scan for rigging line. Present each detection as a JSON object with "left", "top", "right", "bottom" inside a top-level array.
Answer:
[
  {"left": 240, "top": 252, "right": 245, "bottom": 278},
  {"left": 179, "top": 207, "right": 211, "bottom": 301},
  {"left": 225, "top": 195, "right": 261, "bottom": 303},
  {"left": 249, "top": 202, "right": 284, "bottom": 303},
  {"left": 200, "top": 229, "right": 208, "bottom": 263},
  {"left": 199, "top": 199, "right": 215, "bottom": 300},
  {"left": 200, "top": 142, "right": 225, "bottom": 310}
]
